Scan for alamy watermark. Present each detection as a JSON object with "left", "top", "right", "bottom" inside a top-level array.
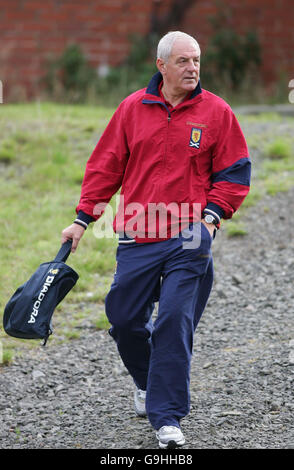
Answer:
[
  {"left": 91, "top": 196, "right": 207, "bottom": 249},
  {"left": 289, "top": 79, "right": 294, "bottom": 104}
]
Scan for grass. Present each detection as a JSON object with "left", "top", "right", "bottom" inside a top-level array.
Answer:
[
  {"left": 223, "top": 113, "right": 294, "bottom": 237},
  {"left": 0, "top": 103, "right": 294, "bottom": 361},
  {"left": 264, "top": 138, "right": 292, "bottom": 160},
  {"left": 0, "top": 138, "right": 16, "bottom": 163},
  {"left": 0, "top": 102, "right": 116, "bottom": 358},
  {"left": 224, "top": 221, "right": 248, "bottom": 238},
  {"left": 95, "top": 312, "right": 111, "bottom": 330},
  {"left": 0, "top": 343, "right": 13, "bottom": 365}
]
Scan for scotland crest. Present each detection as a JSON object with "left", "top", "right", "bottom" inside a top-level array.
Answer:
[{"left": 189, "top": 128, "right": 202, "bottom": 149}]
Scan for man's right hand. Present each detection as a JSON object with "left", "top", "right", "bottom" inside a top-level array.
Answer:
[{"left": 61, "top": 223, "right": 86, "bottom": 253}]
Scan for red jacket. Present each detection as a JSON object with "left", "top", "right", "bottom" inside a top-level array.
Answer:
[{"left": 76, "top": 72, "right": 250, "bottom": 241}]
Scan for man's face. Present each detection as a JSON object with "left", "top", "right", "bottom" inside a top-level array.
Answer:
[{"left": 157, "top": 39, "right": 201, "bottom": 94}]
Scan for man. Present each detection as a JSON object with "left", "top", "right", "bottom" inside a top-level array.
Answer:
[{"left": 62, "top": 31, "right": 251, "bottom": 448}]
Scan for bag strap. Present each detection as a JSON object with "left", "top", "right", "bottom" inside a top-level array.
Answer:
[{"left": 54, "top": 240, "right": 73, "bottom": 263}]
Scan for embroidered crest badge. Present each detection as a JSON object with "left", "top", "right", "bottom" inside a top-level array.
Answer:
[{"left": 189, "top": 128, "right": 202, "bottom": 149}]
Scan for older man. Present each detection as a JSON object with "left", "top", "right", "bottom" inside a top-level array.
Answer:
[{"left": 62, "top": 31, "right": 250, "bottom": 448}]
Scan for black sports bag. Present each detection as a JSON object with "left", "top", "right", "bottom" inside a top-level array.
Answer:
[{"left": 3, "top": 240, "right": 79, "bottom": 345}]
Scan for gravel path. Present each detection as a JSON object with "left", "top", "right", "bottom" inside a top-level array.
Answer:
[{"left": 1, "top": 111, "right": 294, "bottom": 450}]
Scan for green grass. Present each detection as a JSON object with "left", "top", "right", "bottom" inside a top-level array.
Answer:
[
  {"left": 256, "top": 135, "right": 294, "bottom": 197},
  {"left": 0, "top": 138, "right": 16, "bottom": 163},
  {"left": 0, "top": 344, "right": 13, "bottom": 365},
  {"left": 224, "top": 116, "right": 294, "bottom": 236},
  {"left": 0, "top": 103, "right": 294, "bottom": 359},
  {"left": 264, "top": 137, "right": 292, "bottom": 160},
  {"left": 95, "top": 312, "right": 111, "bottom": 330},
  {"left": 224, "top": 221, "right": 248, "bottom": 238},
  {"left": 0, "top": 102, "right": 116, "bottom": 356}
]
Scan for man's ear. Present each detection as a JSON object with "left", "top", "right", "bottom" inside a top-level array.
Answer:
[{"left": 156, "top": 58, "right": 166, "bottom": 75}]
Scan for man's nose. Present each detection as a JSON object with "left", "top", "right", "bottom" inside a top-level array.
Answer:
[{"left": 187, "top": 59, "right": 198, "bottom": 72}]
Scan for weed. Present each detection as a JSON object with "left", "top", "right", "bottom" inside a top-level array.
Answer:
[
  {"left": 44, "top": 44, "right": 97, "bottom": 103},
  {"left": 265, "top": 176, "right": 294, "bottom": 196},
  {"left": 265, "top": 138, "right": 292, "bottom": 160},
  {"left": 0, "top": 348, "right": 14, "bottom": 366},
  {"left": 64, "top": 331, "right": 81, "bottom": 340},
  {"left": 225, "top": 221, "right": 248, "bottom": 237},
  {"left": 0, "top": 147, "right": 15, "bottom": 163},
  {"left": 0, "top": 139, "right": 16, "bottom": 163},
  {"left": 95, "top": 313, "right": 111, "bottom": 330}
]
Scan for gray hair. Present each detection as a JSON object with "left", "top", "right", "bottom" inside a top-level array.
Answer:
[{"left": 157, "top": 31, "right": 200, "bottom": 62}]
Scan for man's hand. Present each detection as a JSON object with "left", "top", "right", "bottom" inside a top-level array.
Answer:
[
  {"left": 201, "top": 219, "right": 215, "bottom": 238},
  {"left": 61, "top": 223, "right": 85, "bottom": 253}
]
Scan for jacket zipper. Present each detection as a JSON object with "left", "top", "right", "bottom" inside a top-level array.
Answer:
[
  {"left": 163, "top": 111, "right": 172, "bottom": 177},
  {"left": 142, "top": 99, "right": 171, "bottom": 196}
]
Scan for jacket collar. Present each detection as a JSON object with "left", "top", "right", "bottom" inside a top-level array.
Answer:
[{"left": 144, "top": 71, "right": 202, "bottom": 101}]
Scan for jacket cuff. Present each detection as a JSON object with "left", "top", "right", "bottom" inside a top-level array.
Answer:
[
  {"left": 203, "top": 203, "right": 225, "bottom": 224},
  {"left": 76, "top": 210, "right": 96, "bottom": 225}
]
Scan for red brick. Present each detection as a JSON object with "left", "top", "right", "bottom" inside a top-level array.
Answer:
[{"left": 1, "top": 0, "right": 294, "bottom": 101}]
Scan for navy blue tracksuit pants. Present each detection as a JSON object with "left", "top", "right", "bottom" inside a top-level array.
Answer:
[{"left": 105, "top": 223, "right": 214, "bottom": 431}]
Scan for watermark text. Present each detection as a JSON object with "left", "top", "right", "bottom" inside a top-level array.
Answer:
[
  {"left": 289, "top": 79, "right": 294, "bottom": 104},
  {"left": 91, "top": 196, "right": 207, "bottom": 248}
]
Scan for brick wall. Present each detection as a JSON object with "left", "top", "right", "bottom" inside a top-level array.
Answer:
[
  {"left": 0, "top": 0, "right": 293, "bottom": 100},
  {"left": 181, "top": 0, "right": 294, "bottom": 92}
]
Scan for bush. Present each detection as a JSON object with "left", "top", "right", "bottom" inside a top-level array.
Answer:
[
  {"left": 44, "top": 44, "right": 97, "bottom": 103},
  {"left": 43, "top": 37, "right": 158, "bottom": 105},
  {"left": 95, "top": 34, "right": 158, "bottom": 105},
  {"left": 200, "top": 7, "right": 261, "bottom": 96}
]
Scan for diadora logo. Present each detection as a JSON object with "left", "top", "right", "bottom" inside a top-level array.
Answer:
[
  {"left": 49, "top": 268, "right": 59, "bottom": 275},
  {"left": 28, "top": 270, "right": 58, "bottom": 324},
  {"left": 189, "top": 127, "right": 202, "bottom": 149}
]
